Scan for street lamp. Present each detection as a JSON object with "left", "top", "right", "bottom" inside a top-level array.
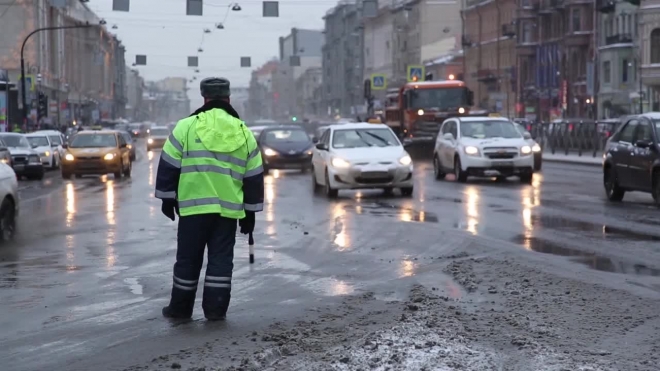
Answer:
[{"left": 20, "top": 20, "right": 105, "bottom": 128}]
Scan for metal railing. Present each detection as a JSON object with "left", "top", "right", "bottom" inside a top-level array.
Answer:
[{"left": 516, "top": 119, "right": 623, "bottom": 158}]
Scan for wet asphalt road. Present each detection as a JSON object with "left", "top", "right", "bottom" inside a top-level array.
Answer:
[{"left": 2, "top": 146, "right": 660, "bottom": 371}]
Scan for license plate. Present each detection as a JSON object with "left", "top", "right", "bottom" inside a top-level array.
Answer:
[
  {"left": 361, "top": 171, "right": 388, "bottom": 178},
  {"left": 13, "top": 165, "right": 24, "bottom": 170},
  {"left": 494, "top": 161, "right": 514, "bottom": 167},
  {"left": 282, "top": 163, "right": 301, "bottom": 169}
]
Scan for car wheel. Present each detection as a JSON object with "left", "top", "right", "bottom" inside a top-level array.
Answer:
[
  {"left": 62, "top": 171, "right": 72, "bottom": 179},
  {"left": 604, "top": 166, "right": 625, "bottom": 202},
  {"left": 652, "top": 171, "right": 660, "bottom": 207},
  {"left": 453, "top": 156, "right": 467, "bottom": 183},
  {"left": 114, "top": 161, "right": 123, "bottom": 179},
  {"left": 51, "top": 156, "right": 59, "bottom": 170},
  {"left": 0, "top": 197, "right": 16, "bottom": 243},
  {"left": 263, "top": 165, "right": 270, "bottom": 176},
  {"left": 433, "top": 155, "right": 446, "bottom": 180},
  {"left": 533, "top": 158, "right": 542, "bottom": 172},
  {"left": 400, "top": 187, "right": 414, "bottom": 197},
  {"left": 124, "top": 160, "right": 132, "bottom": 177},
  {"left": 519, "top": 172, "right": 533, "bottom": 184},
  {"left": 324, "top": 170, "right": 338, "bottom": 198},
  {"left": 311, "top": 168, "right": 319, "bottom": 192}
]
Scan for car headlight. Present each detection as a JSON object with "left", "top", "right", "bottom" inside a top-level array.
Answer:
[
  {"left": 65, "top": 153, "right": 75, "bottom": 161},
  {"left": 306, "top": 147, "right": 314, "bottom": 156},
  {"left": 28, "top": 155, "right": 40, "bottom": 164},
  {"left": 127, "top": 144, "right": 132, "bottom": 149},
  {"left": 520, "top": 145, "right": 532, "bottom": 155},
  {"left": 104, "top": 153, "right": 116, "bottom": 160},
  {"left": 399, "top": 155, "right": 412, "bottom": 166},
  {"left": 263, "top": 148, "right": 278, "bottom": 156},
  {"left": 464, "top": 146, "right": 479, "bottom": 156},
  {"left": 458, "top": 107, "right": 465, "bottom": 114},
  {"left": 532, "top": 144, "right": 541, "bottom": 152},
  {"left": 331, "top": 157, "right": 350, "bottom": 168},
  {"left": 42, "top": 151, "right": 50, "bottom": 157},
  {"left": 0, "top": 158, "right": 9, "bottom": 164},
  {"left": 147, "top": 138, "right": 154, "bottom": 144}
]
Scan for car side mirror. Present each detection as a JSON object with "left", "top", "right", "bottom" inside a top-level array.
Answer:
[
  {"left": 315, "top": 143, "right": 328, "bottom": 151},
  {"left": 120, "top": 143, "right": 127, "bottom": 148},
  {"left": 62, "top": 143, "right": 68, "bottom": 149},
  {"left": 523, "top": 132, "right": 532, "bottom": 140},
  {"left": 312, "top": 136, "right": 318, "bottom": 143},
  {"left": 443, "top": 132, "right": 454, "bottom": 141},
  {"left": 635, "top": 140, "right": 652, "bottom": 149},
  {"left": 0, "top": 147, "right": 7, "bottom": 152}
]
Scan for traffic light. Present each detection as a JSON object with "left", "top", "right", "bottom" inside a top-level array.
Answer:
[
  {"left": 37, "top": 92, "right": 48, "bottom": 119},
  {"left": 292, "top": 116, "right": 297, "bottom": 122}
]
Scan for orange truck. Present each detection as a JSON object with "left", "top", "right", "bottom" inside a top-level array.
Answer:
[{"left": 385, "top": 80, "right": 474, "bottom": 147}]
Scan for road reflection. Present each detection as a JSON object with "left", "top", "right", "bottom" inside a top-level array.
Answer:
[
  {"left": 399, "top": 259, "right": 415, "bottom": 277},
  {"left": 265, "top": 175, "right": 276, "bottom": 222},
  {"left": 66, "top": 182, "right": 75, "bottom": 228},
  {"left": 520, "top": 174, "right": 541, "bottom": 249},
  {"left": 465, "top": 185, "right": 479, "bottom": 235},
  {"left": 331, "top": 279, "right": 354, "bottom": 295},
  {"left": 106, "top": 180, "right": 115, "bottom": 226},
  {"left": 331, "top": 202, "right": 350, "bottom": 250}
]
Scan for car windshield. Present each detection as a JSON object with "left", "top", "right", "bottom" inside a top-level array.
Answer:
[
  {"left": 150, "top": 128, "right": 169, "bottom": 136},
  {"left": 129, "top": 124, "right": 141, "bottom": 130},
  {"left": 514, "top": 123, "right": 531, "bottom": 136},
  {"left": 332, "top": 128, "right": 399, "bottom": 148},
  {"left": 27, "top": 136, "right": 49, "bottom": 147},
  {"left": 0, "top": 135, "right": 30, "bottom": 148},
  {"left": 122, "top": 133, "right": 133, "bottom": 142},
  {"left": 48, "top": 135, "right": 63, "bottom": 145},
  {"left": 654, "top": 120, "right": 660, "bottom": 132},
  {"left": 69, "top": 134, "right": 117, "bottom": 148},
  {"left": 409, "top": 87, "right": 466, "bottom": 110},
  {"left": 460, "top": 121, "right": 522, "bottom": 139},
  {"left": 263, "top": 129, "right": 309, "bottom": 145}
]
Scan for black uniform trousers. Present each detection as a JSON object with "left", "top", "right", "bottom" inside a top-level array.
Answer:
[{"left": 168, "top": 213, "right": 237, "bottom": 317}]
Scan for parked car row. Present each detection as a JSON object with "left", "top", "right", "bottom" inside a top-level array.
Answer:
[{"left": 0, "top": 130, "right": 67, "bottom": 180}]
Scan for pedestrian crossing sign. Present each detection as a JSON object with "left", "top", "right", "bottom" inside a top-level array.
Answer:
[
  {"left": 407, "top": 65, "right": 424, "bottom": 82},
  {"left": 371, "top": 74, "right": 386, "bottom": 90}
]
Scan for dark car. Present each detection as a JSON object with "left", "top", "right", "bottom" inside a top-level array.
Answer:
[
  {"left": 120, "top": 131, "right": 137, "bottom": 161},
  {"left": 0, "top": 133, "right": 44, "bottom": 180},
  {"left": 128, "top": 123, "right": 142, "bottom": 138},
  {"left": 257, "top": 126, "right": 314, "bottom": 174},
  {"left": 603, "top": 113, "right": 660, "bottom": 205}
]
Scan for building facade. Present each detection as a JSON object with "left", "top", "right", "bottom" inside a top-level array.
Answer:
[
  {"left": 125, "top": 67, "right": 145, "bottom": 121},
  {"left": 322, "top": 0, "right": 364, "bottom": 118},
  {"left": 247, "top": 60, "right": 279, "bottom": 120},
  {"left": 515, "top": 0, "right": 596, "bottom": 121},
  {"left": 640, "top": 0, "right": 660, "bottom": 111},
  {"left": 597, "top": 2, "right": 640, "bottom": 117},
  {"left": 0, "top": 0, "right": 125, "bottom": 127},
  {"left": 362, "top": 0, "right": 395, "bottom": 105},
  {"left": 273, "top": 28, "right": 323, "bottom": 119},
  {"left": 464, "top": 0, "right": 517, "bottom": 117},
  {"left": 295, "top": 67, "right": 323, "bottom": 118}
]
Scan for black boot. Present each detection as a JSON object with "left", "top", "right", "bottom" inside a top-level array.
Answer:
[
  {"left": 204, "top": 312, "right": 226, "bottom": 321},
  {"left": 162, "top": 305, "right": 192, "bottom": 320}
]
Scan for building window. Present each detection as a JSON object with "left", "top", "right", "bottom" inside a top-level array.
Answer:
[
  {"left": 652, "top": 29, "right": 660, "bottom": 64},
  {"left": 603, "top": 61, "right": 611, "bottom": 84},
  {"left": 571, "top": 8, "right": 581, "bottom": 32},
  {"left": 622, "top": 59, "right": 628, "bottom": 83},
  {"left": 521, "top": 21, "right": 534, "bottom": 43}
]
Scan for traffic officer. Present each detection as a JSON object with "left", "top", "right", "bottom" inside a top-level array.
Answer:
[{"left": 155, "top": 77, "right": 264, "bottom": 321}]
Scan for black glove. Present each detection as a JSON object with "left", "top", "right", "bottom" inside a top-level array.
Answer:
[
  {"left": 161, "top": 199, "right": 179, "bottom": 221},
  {"left": 239, "top": 211, "right": 255, "bottom": 235}
]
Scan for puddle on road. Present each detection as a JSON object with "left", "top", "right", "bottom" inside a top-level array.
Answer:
[
  {"left": 512, "top": 235, "right": 660, "bottom": 277},
  {"left": 344, "top": 201, "right": 438, "bottom": 223},
  {"left": 497, "top": 211, "right": 660, "bottom": 242}
]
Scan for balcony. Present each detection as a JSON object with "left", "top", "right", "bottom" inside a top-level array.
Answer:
[
  {"left": 516, "top": 4, "right": 537, "bottom": 19},
  {"left": 604, "top": 33, "right": 633, "bottom": 46},
  {"left": 516, "top": 41, "right": 537, "bottom": 56},
  {"left": 564, "top": 31, "right": 591, "bottom": 47},
  {"left": 477, "top": 69, "right": 498, "bottom": 83},
  {"left": 538, "top": 0, "right": 553, "bottom": 13},
  {"left": 597, "top": 0, "right": 615, "bottom": 13},
  {"left": 502, "top": 24, "right": 516, "bottom": 38},
  {"left": 462, "top": 36, "right": 474, "bottom": 48},
  {"left": 641, "top": 64, "right": 660, "bottom": 87},
  {"left": 550, "top": 0, "right": 564, "bottom": 9}
]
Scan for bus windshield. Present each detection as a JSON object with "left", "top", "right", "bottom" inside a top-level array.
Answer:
[{"left": 409, "top": 87, "right": 466, "bottom": 110}]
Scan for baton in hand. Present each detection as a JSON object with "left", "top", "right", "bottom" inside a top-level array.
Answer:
[{"left": 248, "top": 232, "right": 255, "bottom": 264}]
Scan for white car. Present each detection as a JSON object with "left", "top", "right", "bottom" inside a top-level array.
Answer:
[
  {"left": 0, "top": 162, "right": 18, "bottom": 242},
  {"left": 25, "top": 133, "right": 60, "bottom": 169},
  {"left": 513, "top": 123, "right": 542, "bottom": 172},
  {"left": 34, "top": 130, "right": 67, "bottom": 160},
  {"left": 311, "top": 123, "right": 414, "bottom": 198},
  {"left": 433, "top": 117, "right": 535, "bottom": 184}
]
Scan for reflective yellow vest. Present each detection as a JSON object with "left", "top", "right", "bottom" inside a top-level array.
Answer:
[{"left": 159, "top": 109, "right": 263, "bottom": 218}]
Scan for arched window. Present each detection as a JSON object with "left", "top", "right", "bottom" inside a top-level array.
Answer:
[{"left": 651, "top": 28, "right": 660, "bottom": 64}]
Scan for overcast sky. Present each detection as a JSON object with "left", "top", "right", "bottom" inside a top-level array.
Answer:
[{"left": 90, "top": 0, "right": 333, "bottom": 107}]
